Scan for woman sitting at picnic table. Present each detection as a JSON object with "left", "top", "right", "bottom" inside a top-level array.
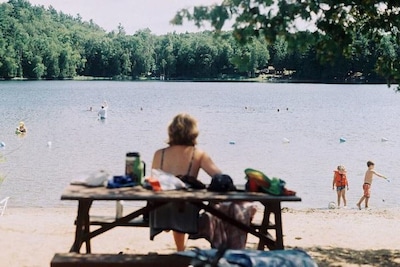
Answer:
[{"left": 150, "top": 113, "right": 222, "bottom": 251}]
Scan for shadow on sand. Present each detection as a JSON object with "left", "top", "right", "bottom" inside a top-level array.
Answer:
[{"left": 291, "top": 246, "right": 400, "bottom": 267}]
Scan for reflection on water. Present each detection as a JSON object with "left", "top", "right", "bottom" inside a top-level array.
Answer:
[{"left": 0, "top": 81, "right": 399, "bottom": 209}]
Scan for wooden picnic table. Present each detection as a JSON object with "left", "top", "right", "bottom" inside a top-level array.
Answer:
[{"left": 61, "top": 184, "right": 301, "bottom": 254}]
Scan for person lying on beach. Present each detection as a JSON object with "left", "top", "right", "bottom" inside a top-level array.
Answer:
[{"left": 356, "top": 160, "right": 387, "bottom": 210}]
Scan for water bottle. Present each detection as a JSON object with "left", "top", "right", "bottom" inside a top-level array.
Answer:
[{"left": 125, "top": 152, "right": 146, "bottom": 185}]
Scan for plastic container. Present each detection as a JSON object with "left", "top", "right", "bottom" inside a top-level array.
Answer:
[{"left": 125, "top": 152, "right": 146, "bottom": 185}]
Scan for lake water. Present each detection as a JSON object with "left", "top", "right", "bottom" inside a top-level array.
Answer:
[{"left": 0, "top": 81, "right": 399, "bottom": 209}]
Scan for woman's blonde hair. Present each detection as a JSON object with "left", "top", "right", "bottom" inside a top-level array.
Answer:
[{"left": 167, "top": 113, "right": 199, "bottom": 146}]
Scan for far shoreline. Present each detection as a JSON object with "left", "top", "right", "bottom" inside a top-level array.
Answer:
[{"left": 0, "top": 75, "right": 392, "bottom": 86}]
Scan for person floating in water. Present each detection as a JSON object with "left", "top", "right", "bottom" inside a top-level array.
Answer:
[
  {"left": 16, "top": 121, "right": 27, "bottom": 134},
  {"left": 98, "top": 105, "right": 107, "bottom": 120}
]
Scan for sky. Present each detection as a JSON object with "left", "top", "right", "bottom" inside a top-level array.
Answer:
[{"left": 2, "top": 0, "right": 222, "bottom": 35}]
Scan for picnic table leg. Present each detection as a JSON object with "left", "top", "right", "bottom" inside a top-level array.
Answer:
[
  {"left": 273, "top": 202, "right": 284, "bottom": 249},
  {"left": 70, "top": 199, "right": 92, "bottom": 253},
  {"left": 257, "top": 203, "right": 271, "bottom": 250},
  {"left": 258, "top": 202, "right": 284, "bottom": 250}
]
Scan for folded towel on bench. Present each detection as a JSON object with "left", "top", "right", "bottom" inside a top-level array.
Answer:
[{"left": 180, "top": 248, "right": 318, "bottom": 267}]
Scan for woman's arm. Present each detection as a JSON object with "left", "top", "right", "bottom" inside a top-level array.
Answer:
[
  {"left": 151, "top": 149, "right": 162, "bottom": 169},
  {"left": 199, "top": 151, "right": 222, "bottom": 177}
]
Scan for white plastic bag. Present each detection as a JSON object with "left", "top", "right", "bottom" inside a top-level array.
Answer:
[
  {"left": 147, "top": 169, "right": 186, "bottom": 191},
  {"left": 71, "top": 170, "right": 111, "bottom": 187}
]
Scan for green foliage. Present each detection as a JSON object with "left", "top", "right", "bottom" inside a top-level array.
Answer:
[
  {"left": 172, "top": 0, "right": 400, "bottom": 88},
  {"left": 0, "top": 0, "right": 396, "bottom": 83}
]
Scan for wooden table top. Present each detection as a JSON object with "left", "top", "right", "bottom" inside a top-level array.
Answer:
[{"left": 61, "top": 184, "right": 301, "bottom": 203}]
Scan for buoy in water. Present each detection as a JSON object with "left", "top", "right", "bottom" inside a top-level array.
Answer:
[
  {"left": 381, "top": 137, "right": 388, "bottom": 142},
  {"left": 47, "top": 141, "right": 52, "bottom": 147},
  {"left": 282, "top": 138, "right": 290, "bottom": 143},
  {"left": 339, "top": 137, "right": 346, "bottom": 143}
]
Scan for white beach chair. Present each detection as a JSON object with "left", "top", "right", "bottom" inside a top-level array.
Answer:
[{"left": 0, "top": 197, "right": 10, "bottom": 216}]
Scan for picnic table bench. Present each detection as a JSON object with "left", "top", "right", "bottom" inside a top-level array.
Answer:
[
  {"left": 51, "top": 253, "right": 192, "bottom": 267},
  {"left": 51, "top": 249, "right": 318, "bottom": 267}
]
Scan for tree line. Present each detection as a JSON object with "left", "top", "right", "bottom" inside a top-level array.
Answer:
[
  {"left": 0, "top": 0, "right": 396, "bottom": 83},
  {"left": 174, "top": 0, "right": 400, "bottom": 87}
]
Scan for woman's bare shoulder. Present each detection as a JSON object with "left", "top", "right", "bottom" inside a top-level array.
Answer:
[{"left": 194, "top": 147, "right": 208, "bottom": 157}]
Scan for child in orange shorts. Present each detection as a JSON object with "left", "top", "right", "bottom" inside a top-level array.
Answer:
[{"left": 356, "top": 161, "right": 387, "bottom": 210}]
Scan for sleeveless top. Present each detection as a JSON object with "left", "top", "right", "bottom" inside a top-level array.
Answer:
[
  {"left": 160, "top": 147, "right": 195, "bottom": 177},
  {"left": 160, "top": 147, "right": 205, "bottom": 189}
]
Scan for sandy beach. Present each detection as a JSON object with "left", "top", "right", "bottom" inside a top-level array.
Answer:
[{"left": 1, "top": 205, "right": 400, "bottom": 267}]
